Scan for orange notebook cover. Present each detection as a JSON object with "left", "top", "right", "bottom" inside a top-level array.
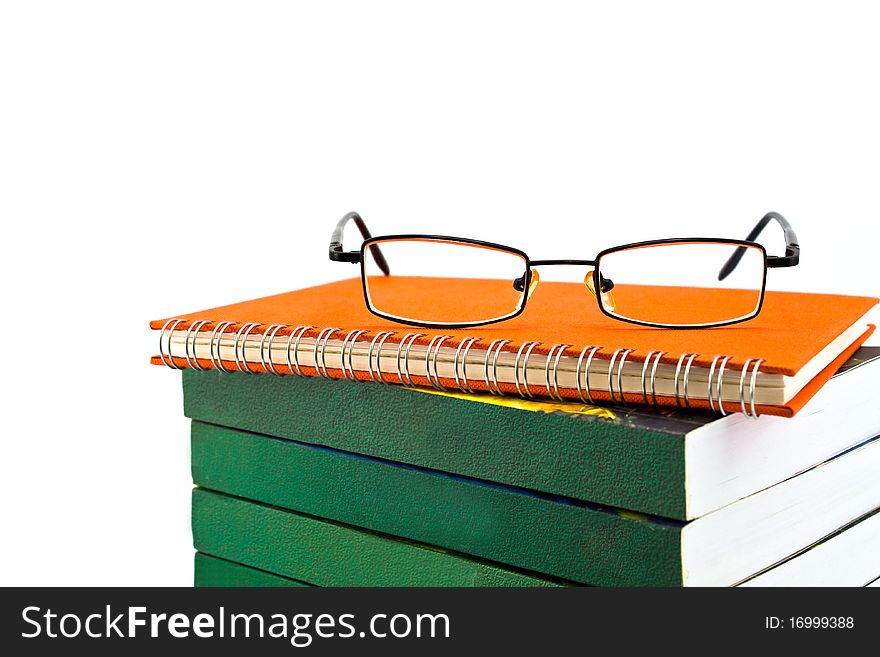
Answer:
[{"left": 150, "top": 278, "right": 877, "bottom": 417}]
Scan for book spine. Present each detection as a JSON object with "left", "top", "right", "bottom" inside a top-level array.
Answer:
[
  {"left": 191, "top": 421, "right": 684, "bottom": 586},
  {"left": 157, "top": 318, "right": 768, "bottom": 417},
  {"left": 192, "top": 489, "right": 564, "bottom": 587},
  {"left": 182, "top": 369, "right": 690, "bottom": 519},
  {"left": 194, "top": 553, "right": 312, "bottom": 587}
]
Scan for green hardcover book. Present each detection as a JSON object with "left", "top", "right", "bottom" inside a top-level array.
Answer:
[
  {"left": 195, "top": 553, "right": 313, "bottom": 587},
  {"left": 191, "top": 421, "right": 681, "bottom": 586},
  {"left": 183, "top": 348, "right": 880, "bottom": 520},
  {"left": 191, "top": 422, "right": 880, "bottom": 586},
  {"left": 191, "top": 489, "right": 563, "bottom": 587}
]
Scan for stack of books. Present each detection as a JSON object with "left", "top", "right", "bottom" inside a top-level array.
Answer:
[{"left": 152, "top": 279, "right": 880, "bottom": 586}]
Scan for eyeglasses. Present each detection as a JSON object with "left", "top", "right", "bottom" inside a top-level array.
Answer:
[{"left": 328, "top": 211, "right": 800, "bottom": 329}]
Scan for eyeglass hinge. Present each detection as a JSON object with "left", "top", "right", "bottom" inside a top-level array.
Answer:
[
  {"left": 329, "top": 243, "right": 362, "bottom": 264},
  {"left": 766, "top": 244, "right": 800, "bottom": 268}
]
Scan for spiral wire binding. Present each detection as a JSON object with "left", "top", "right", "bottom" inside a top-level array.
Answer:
[
  {"left": 483, "top": 339, "right": 511, "bottom": 395},
  {"left": 313, "top": 327, "right": 342, "bottom": 378},
  {"left": 706, "top": 355, "right": 721, "bottom": 412},
  {"left": 513, "top": 341, "right": 542, "bottom": 398},
  {"left": 368, "top": 331, "right": 397, "bottom": 384},
  {"left": 453, "top": 337, "right": 482, "bottom": 393},
  {"left": 748, "top": 359, "right": 764, "bottom": 419},
  {"left": 574, "top": 345, "right": 602, "bottom": 404},
  {"left": 259, "top": 324, "right": 287, "bottom": 375},
  {"left": 424, "top": 335, "right": 453, "bottom": 390},
  {"left": 739, "top": 358, "right": 765, "bottom": 419},
  {"left": 158, "top": 318, "right": 185, "bottom": 370},
  {"left": 285, "top": 325, "right": 314, "bottom": 377},
  {"left": 395, "top": 333, "right": 425, "bottom": 387},
  {"left": 648, "top": 351, "right": 666, "bottom": 405},
  {"left": 234, "top": 322, "right": 262, "bottom": 373},
  {"left": 713, "top": 355, "right": 733, "bottom": 416},
  {"left": 739, "top": 359, "right": 755, "bottom": 417},
  {"left": 184, "top": 319, "right": 210, "bottom": 371},
  {"left": 339, "top": 329, "right": 368, "bottom": 381},
  {"left": 672, "top": 353, "right": 699, "bottom": 408},
  {"left": 615, "top": 348, "right": 635, "bottom": 405},
  {"left": 158, "top": 320, "right": 772, "bottom": 417},
  {"left": 607, "top": 348, "right": 634, "bottom": 404},
  {"left": 544, "top": 344, "right": 572, "bottom": 402},
  {"left": 640, "top": 350, "right": 666, "bottom": 405},
  {"left": 231, "top": 323, "right": 249, "bottom": 372},
  {"left": 208, "top": 320, "right": 236, "bottom": 373}
]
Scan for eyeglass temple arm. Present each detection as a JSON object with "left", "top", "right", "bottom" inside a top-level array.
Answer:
[
  {"left": 328, "top": 211, "right": 390, "bottom": 275},
  {"left": 718, "top": 211, "right": 800, "bottom": 281}
]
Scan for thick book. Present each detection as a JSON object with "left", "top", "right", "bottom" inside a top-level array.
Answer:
[
  {"left": 183, "top": 348, "right": 880, "bottom": 520},
  {"left": 191, "top": 422, "right": 880, "bottom": 587},
  {"left": 151, "top": 278, "right": 877, "bottom": 417},
  {"left": 194, "top": 553, "right": 311, "bottom": 587},
  {"left": 192, "top": 489, "right": 563, "bottom": 587},
  {"left": 191, "top": 421, "right": 678, "bottom": 586}
]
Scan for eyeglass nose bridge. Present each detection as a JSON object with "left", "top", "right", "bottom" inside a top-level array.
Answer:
[{"left": 514, "top": 259, "right": 616, "bottom": 310}]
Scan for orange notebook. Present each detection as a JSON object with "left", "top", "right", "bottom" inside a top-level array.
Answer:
[{"left": 150, "top": 278, "right": 877, "bottom": 417}]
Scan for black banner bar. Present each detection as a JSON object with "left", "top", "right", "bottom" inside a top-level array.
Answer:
[{"left": 1, "top": 587, "right": 873, "bottom": 654}]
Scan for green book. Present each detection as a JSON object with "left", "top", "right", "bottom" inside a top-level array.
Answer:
[
  {"left": 192, "top": 422, "right": 683, "bottom": 585},
  {"left": 195, "top": 553, "right": 312, "bottom": 587},
  {"left": 183, "top": 349, "right": 880, "bottom": 520},
  {"left": 192, "top": 421, "right": 680, "bottom": 586},
  {"left": 192, "top": 427, "right": 880, "bottom": 587},
  {"left": 192, "top": 489, "right": 563, "bottom": 587}
]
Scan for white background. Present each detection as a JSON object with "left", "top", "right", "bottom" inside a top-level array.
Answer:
[{"left": 1, "top": 1, "right": 878, "bottom": 585}]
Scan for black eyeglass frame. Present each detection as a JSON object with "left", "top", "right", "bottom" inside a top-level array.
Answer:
[{"left": 329, "top": 211, "right": 800, "bottom": 330}]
